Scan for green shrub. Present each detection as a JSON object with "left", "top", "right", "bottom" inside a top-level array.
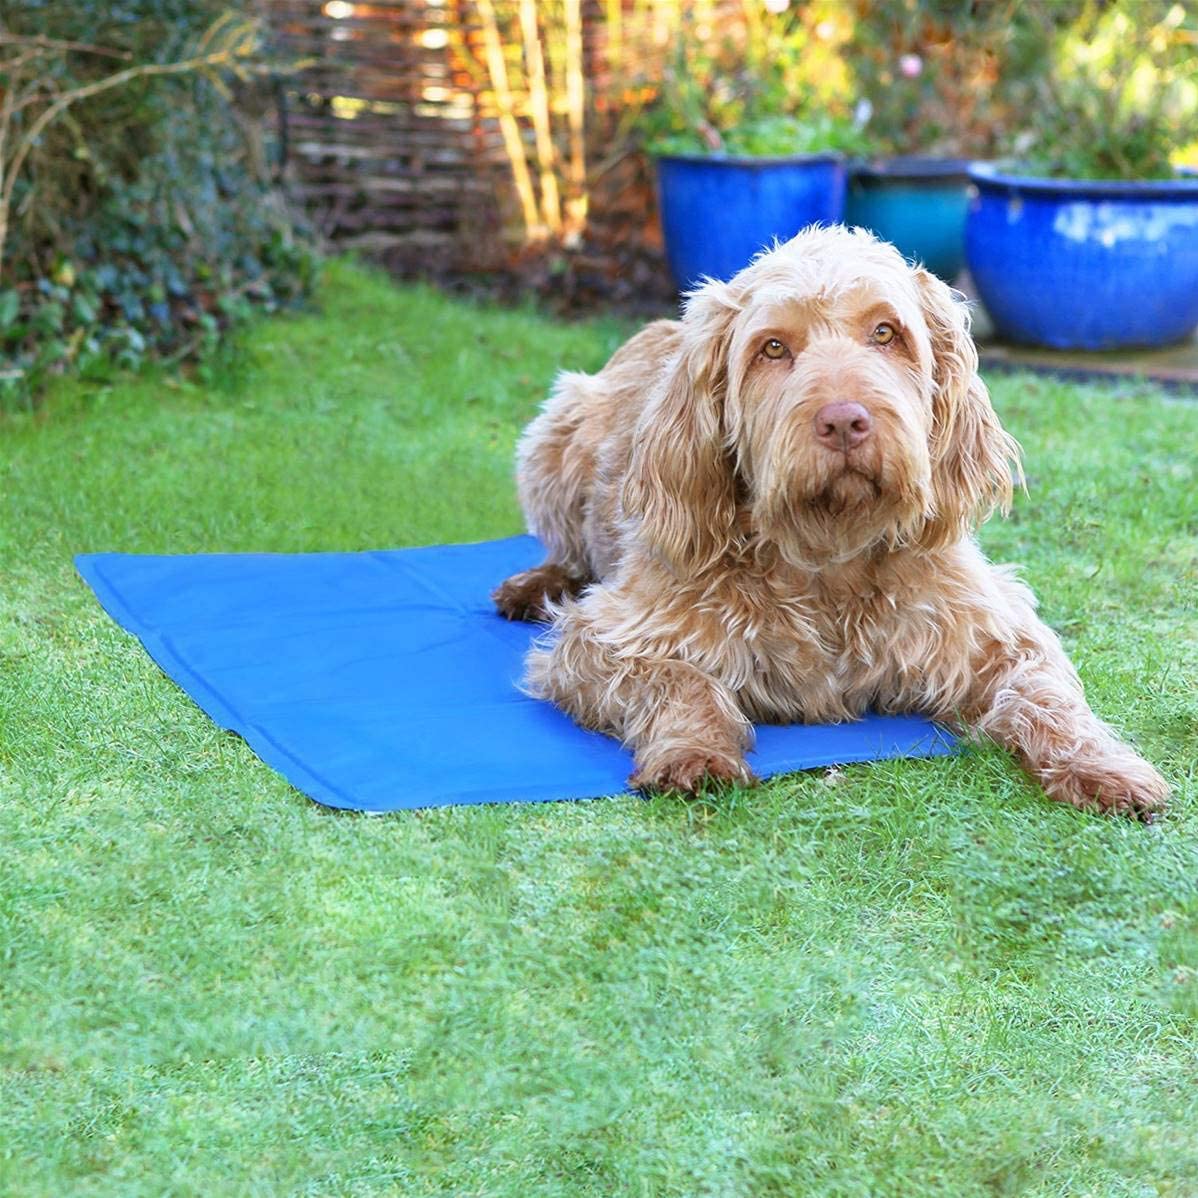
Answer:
[
  {"left": 637, "top": 0, "right": 1196, "bottom": 178},
  {"left": 847, "top": 0, "right": 1055, "bottom": 158},
  {"left": 636, "top": 2, "right": 872, "bottom": 159},
  {"left": 1015, "top": 1, "right": 1198, "bottom": 180},
  {"left": 848, "top": 0, "right": 1196, "bottom": 176},
  {"left": 0, "top": 2, "right": 317, "bottom": 406}
]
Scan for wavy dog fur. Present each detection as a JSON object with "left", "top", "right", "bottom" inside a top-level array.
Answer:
[{"left": 493, "top": 226, "right": 1168, "bottom": 818}]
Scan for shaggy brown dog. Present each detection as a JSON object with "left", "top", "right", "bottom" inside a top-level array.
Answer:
[{"left": 493, "top": 226, "right": 1168, "bottom": 819}]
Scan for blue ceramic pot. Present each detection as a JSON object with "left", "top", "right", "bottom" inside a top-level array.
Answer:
[
  {"left": 844, "top": 157, "right": 972, "bottom": 281},
  {"left": 655, "top": 154, "right": 846, "bottom": 291},
  {"left": 965, "top": 164, "right": 1198, "bottom": 350}
]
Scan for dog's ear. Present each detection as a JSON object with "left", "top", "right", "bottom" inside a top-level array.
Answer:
[
  {"left": 916, "top": 267, "right": 1022, "bottom": 547},
  {"left": 621, "top": 280, "right": 740, "bottom": 576}
]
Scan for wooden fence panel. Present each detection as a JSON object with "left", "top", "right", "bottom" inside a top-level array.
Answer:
[{"left": 261, "top": 0, "right": 720, "bottom": 277}]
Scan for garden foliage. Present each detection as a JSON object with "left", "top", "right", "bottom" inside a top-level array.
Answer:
[
  {"left": 848, "top": 0, "right": 1054, "bottom": 158},
  {"left": 1019, "top": 1, "right": 1198, "bottom": 180},
  {"left": 637, "top": 1, "right": 873, "bottom": 158},
  {"left": 638, "top": 0, "right": 1198, "bottom": 175},
  {"left": 0, "top": 1, "right": 316, "bottom": 406}
]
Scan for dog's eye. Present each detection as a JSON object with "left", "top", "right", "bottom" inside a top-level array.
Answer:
[
  {"left": 872, "top": 323, "right": 897, "bottom": 346},
  {"left": 761, "top": 338, "right": 789, "bottom": 360}
]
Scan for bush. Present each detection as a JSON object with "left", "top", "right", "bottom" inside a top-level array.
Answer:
[
  {"left": 1015, "top": 0, "right": 1198, "bottom": 179},
  {"left": 848, "top": 0, "right": 1054, "bottom": 158},
  {"left": 636, "top": 2, "right": 871, "bottom": 158},
  {"left": 0, "top": 2, "right": 317, "bottom": 406},
  {"left": 635, "top": 0, "right": 1196, "bottom": 177}
]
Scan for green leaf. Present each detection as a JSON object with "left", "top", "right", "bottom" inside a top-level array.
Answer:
[
  {"left": 0, "top": 290, "right": 20, "bottom": 329},
  {"left": 73, "top": 293, "right": 99, "bottom": 325},
  {"left": 31, "top": 302, "right": 65, "bottom": 336}
]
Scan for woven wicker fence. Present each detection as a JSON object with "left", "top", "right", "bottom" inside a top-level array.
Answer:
[{"left": 262, "top": 0, "right": 719, "bottom": 279}]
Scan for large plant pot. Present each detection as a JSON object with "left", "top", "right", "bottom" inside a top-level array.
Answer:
[
  {"left": 965, "top": 164, "right": 1198, "bottom": 350},
  {"left": 844, "top": 157, "right": 972, "bottom": 281},
  {"left": 655, "top": 154, "right": 846, "bottom": 291}
]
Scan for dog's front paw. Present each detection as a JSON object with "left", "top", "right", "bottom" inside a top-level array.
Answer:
[
  {"left": 492, "top": 564, "right": 588, "bottom": 623},
  {"left": 1044, "top": 751, "right": 1170, "bottom": 823},
  {"left": 630, "top": 749, "right": 756, "bottom": 796}
]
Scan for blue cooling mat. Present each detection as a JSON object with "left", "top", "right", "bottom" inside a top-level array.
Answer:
[{"left": 75, "top": 536, "right": 954, "bottom": 812}]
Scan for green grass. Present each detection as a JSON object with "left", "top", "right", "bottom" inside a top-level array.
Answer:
[{"left": 1, "top": 259, "right": 1196, "bottom": 1197}]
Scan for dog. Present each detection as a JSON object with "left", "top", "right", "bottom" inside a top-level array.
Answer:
[{"left": 492, "top": 226, "right": 1168, "bottom": 820}]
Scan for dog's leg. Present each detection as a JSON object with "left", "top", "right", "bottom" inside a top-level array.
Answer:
[
  {"left": 495, "top": 371, "right": 600, "bottom": 622},
  {"left": 526, "top": 615, "right": 755, "bottom": 794},
  {"left": 960, "top": 619, "right": 1168, "bottom": 821},
  {"left": 492, "top": 564, "right": 589, "bottom": 622}
]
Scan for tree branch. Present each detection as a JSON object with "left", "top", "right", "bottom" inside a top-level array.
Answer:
[{"left": 0, "top": 23, "right": 267, "bottom": 277}]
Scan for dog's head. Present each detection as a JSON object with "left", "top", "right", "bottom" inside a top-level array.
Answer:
[{"left": 622, "top": 225, "right": 1021, "bottom": 573}]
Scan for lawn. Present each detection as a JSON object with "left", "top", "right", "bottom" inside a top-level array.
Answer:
[{"left": 1, "top": 259, "right": 1197, "bottom": 1197}]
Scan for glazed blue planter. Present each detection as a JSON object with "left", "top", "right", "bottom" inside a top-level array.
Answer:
[
  {"left": 965, "top": 164, "right": 1198, "bottom": 350},
  {"left": 655, "top": 154, "right": 846, "bottom": 290},
  {"left": 844, "top": 157, "right": 972, "bottom": 281}
]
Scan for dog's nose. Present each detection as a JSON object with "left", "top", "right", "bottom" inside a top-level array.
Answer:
[{"left": 815, "top": 402, "right": 873, "bottom": 452}]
